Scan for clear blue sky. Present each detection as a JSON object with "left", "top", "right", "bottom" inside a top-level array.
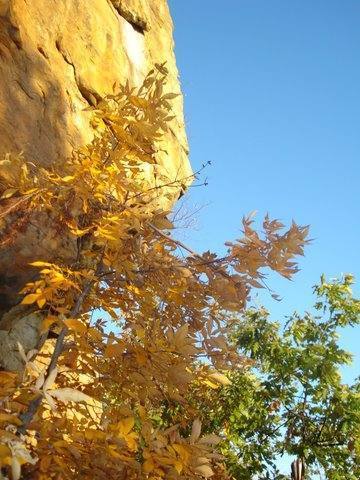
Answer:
[{"left": 168, "top": 0, "right": 359, "bottom": 381}]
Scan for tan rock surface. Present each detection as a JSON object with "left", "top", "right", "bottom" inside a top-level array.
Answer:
[
  {"left": 0, "top": 0, "right": 190, "bottom": 334},
  {"left": 0, "top": 306, "right": 43, "bottom": 371},
  {"left": 0, "top": 0, "right": 190, "bottom": 179}
]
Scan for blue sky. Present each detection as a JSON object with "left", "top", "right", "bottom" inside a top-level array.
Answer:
[{"left": 168, "top": 0, "right": 359, "bottom": 382}]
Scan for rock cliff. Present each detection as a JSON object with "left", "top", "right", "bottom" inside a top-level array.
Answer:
[
  {"left": 0, "top": 0, "right": 189, "bottom": 177},
  {"left": 0, "top": 0, "right": 190, "bottom": 366}
]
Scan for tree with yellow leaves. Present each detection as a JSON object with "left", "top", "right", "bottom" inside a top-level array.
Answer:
[{"left": 0, "top": 66, "right": 309, "bottom": 479}]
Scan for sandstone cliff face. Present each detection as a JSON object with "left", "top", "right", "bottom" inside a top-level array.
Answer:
[
  {"left": 0, "top": 0, "right": 189, "bottom": 177},
  {"left": 0, "top": 0, "right": 190, "bottom": 365}
]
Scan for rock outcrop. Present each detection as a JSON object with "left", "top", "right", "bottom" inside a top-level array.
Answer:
[
  {"left": 0, "top": 0, "right": 190, "bottom": 367},
  {"left": 0, "top": 0, "right": 189, "bottom": 178}
]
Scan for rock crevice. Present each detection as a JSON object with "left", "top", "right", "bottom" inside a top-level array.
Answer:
[{"left": 111, "top": 0, "right": 149, "bottom": 33}]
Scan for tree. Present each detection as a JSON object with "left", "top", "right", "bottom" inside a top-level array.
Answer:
[
  {"left": 183, "top": 276, "right": 360, "bottom": 479},
  {"left": 0, "top": 67, "right": 310, "bottom": 479}
]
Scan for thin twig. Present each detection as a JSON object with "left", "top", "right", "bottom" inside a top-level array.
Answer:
[
  {"left": 125, "top": 162, "right": 210, "bottom": 203},
  {"left": 149, "top": 223, "right": 234, "bottom": 282},
  {"left": 0, "top": 195, "right": 32, "bottom": 219}
]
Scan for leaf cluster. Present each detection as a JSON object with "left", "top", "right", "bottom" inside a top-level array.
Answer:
[
  {"left": 187, "top": 276, "right": 360, "bottom": 479},
  {"left": 0, "top": 68, "right": 309, "bottom": 479}
]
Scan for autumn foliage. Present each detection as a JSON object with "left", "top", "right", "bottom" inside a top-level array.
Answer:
[{"left": 0, "top": 66, "right": 309, "bottom": 479}]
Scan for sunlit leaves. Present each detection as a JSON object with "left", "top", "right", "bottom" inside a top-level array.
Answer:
[
  {"left": 0, "top": 70, "right": 313, "bottom": 480},
  {"left": 20, "top": 263, "right": 85, "bottom": 313},
  {"left": 0, "top": 440, "right": 37, "bottom": 480},
  {"left": 226, "top": 214, "right": 310, "bottom": 281}
]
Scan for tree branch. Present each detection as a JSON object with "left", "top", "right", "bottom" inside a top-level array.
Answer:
[
  {"left": 17, "top": 260, "right": 103, "bottom": 434},
  {"left": 149, "top": 223, "right": 234, "bottom": 282}
]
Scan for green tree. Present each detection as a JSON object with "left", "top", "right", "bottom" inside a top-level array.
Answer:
[{"left": 183, "top": 276, "right": 360, "bottom": 479}]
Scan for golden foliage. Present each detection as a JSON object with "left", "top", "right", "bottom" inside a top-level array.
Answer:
[{"left": 0, "top": 66, "right": 309, "bottom": 479}]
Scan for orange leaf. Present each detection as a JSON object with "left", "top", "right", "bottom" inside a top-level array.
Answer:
[
  {"left": 21, "top": 293, "right": 40, "bottom": 305},
  {"left": 37, "top": 297, "right": 46, "bottom": 309},
  {"left": 105, "top": 343, "right": 124, "bottom": 358},
  {"left": 63, "top": 319, "right": 87, "bottom": 333}
]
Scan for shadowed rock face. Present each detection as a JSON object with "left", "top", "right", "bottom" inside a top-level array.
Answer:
[
  {"left": 0, "top": 202, "right": 78, "bottom": 317},
  {"left": 0, "top": 0, "right": 191, "bottom": 366},
  {"left": 0, "top": 305, "right": 43, "bottom": 371}
]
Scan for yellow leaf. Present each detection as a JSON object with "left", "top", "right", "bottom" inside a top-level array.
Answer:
[
  {"left": 194, "top": 464, "right": 214, "bottom": 478},
  {"left": 53, "top": 440, "right": 68, "bottom": 448},
  {"left": 21, "top": 293, "right": 40, "bottom": 305},
  {"left": 199, "top": 434, "right": 222, "bottom": 446},
  {"left": 49, "top": 388, "right": 93, "bottom": 404},
  {"left": 208, "top": 372, "right": 231, "bottom": 386},
  {"left": 37, "top": 297, "right": 46, "bottom": 309},
  {"left": 173, "top": 444, "right": 190, "bottom": 464},
  {"left": 65, "top": 221, "right": 92, "bottom": 237},
  {"left": 174, "top": 324, "right": 189, "bottom": 348},
  {"left": 190, "top": 418, "right": 202, "bottom": 443},
  {"left": 23, "top": 188, "right": 39, "bottom": 195},
  {"left": 63, "top": 319, "right": 87, "bottom": 333},
  {"left": 88, "top": 328, "right": 102, "bottom": 341},
  {"left": 129, "top": 96, "right": 149, "bottom": 109},
  {"left": 0, "top": 413, "right": 22, "bottom": 426},
  {"left": 137, "top": 405, "right": 147, "bottom": 421},
  {"left": 174, "top": 460, "right": 183, "bottom": 474},
  {"left": 84, "top": 429, "right": 106, "bottom": 441},
  {"left": 0, "top": 443, "right": 11, "bottom": 461},
  {"left": 143, "top": 458, "right": 155, "bottom": 473},
  {"left": 1, "top": 188, "right": 17, "bottom": 199},
  {"left": 124, "top": 433, "right": 138, "bottom": 451},
  {"left": 29, "top": 261, "right": 53, "bottom": 268},
  {"left": 43, "top": 367, "right": 58, "bottom": 391},
  {"left": 118, "top": 417, "right": 134, "bottom": 436},
  {"left": 41, "top": 316, "right": 58, "bottom": 332},
  {"left": 104, "top": 343, "right": 124, "bottom": 358},
  {"left": 70, "top": 227, "right": 92, "bottom": 236},
  {"left": 152, "top": 216, "right": 174, "bottom": 230},
  {"left": 134, "top": 326, "right": 145, "bottom": 339},
  {"left": 61, "top": 175, "right": 75, "bottom": 183},
  {"left": 203, "top": 380, "right": 220, "bottom": 390},
  {"left": 163, "top": 92, "right": 180, "bottom": 100}
]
